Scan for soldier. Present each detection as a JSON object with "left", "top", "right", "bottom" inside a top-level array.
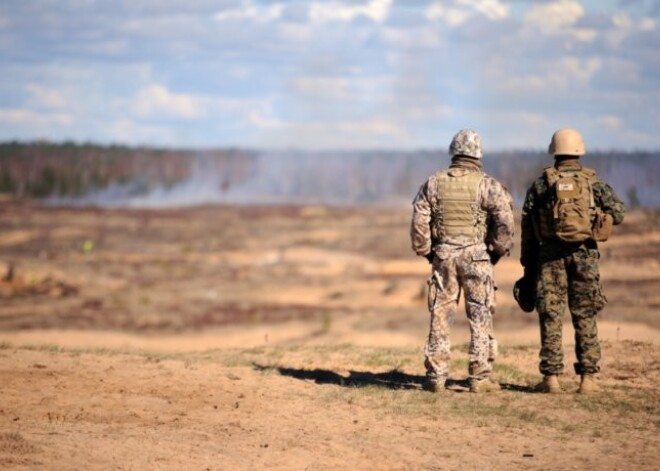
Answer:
[
  {"left": 520, "top": 128, "right": 625, "bottom": 394},
  {"left": 411, "top": 129, "right": 514, "bottom": 393}
]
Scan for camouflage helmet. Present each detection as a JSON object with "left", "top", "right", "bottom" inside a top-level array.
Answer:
[
  {"left": 449, "top": 129, "right": 482, "bottom": 159},
  {"left": 548, "top": 128, "right": 586, "bottom": 156},
  {"left": 513, "top": 276, "right": 535, "bottom": 313}
]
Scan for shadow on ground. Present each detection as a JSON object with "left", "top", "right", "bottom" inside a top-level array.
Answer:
[{"left": 254, "top": 363, "right": 537, "bottom": 393}]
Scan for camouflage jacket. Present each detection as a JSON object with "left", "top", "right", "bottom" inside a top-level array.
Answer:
[
  {"left": 410, "top": 158, "right": 515, "bottom": 257},
  {"left": 520, "top": 159, "right": 626, "bottom": 267}
]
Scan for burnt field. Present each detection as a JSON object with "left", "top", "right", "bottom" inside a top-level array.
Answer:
[
  {"left": 0, "top": 200, "right": 659, "bottom": 335},
  {"left": 1, "top": 201, "right": 659, "bottom": 470}
]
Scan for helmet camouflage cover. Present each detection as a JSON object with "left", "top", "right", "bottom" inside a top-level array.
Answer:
[{"left": 449, "top": 129, "right": 483, "bottom": 159}]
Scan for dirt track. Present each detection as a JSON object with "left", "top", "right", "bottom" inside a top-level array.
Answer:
[
  {"left": 1, "top": 337, "right": 659, "bottom": 470},
  {"left": 0, "top": 203, "right": 659, "bottom": 469}
]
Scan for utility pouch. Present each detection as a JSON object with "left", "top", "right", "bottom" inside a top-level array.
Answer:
[{"left": 592, "top": 209, "right": 613, "bottom": 242}]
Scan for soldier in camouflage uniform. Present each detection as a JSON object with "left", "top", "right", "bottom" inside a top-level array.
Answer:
[
  {"left": 411, "top": 129, "right": 514, "bottom": 393},
  {"left": 521, "top": 128, "right": 625, "bottom": 394}
]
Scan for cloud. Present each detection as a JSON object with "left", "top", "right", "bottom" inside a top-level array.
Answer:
[
  {"left": 248, "top": 108, "right": 409, "bottom": 148},
  {"left": 0, "top": 108, "right": 73, "bottom": 126},
  {"left": 605, "top": 13, "right": 657, "bottom": 46},
  {"left": 108, "top": 119, "right": 181, "bottom": 145},
  {"left": 524, "top": 0, "right": 584, "bottom": 32},
  {"left": 25, "top": 84, "right": 66, "bottom": 109},
  {"left": 598, "top": 115, "right": 622, "bottom": 129},
  {"left": 522, "top": 0, "right": 597, "bottom": 41},
  {"left": 309, "top": 0, "right": 393, "bottom": 23},
  {"left": 214, "top": 1, "right": 283, "bottom": 23},
  {"left": 426, "top": 0, "right": 509, "bottom": 26},
  {"left": 292, "top": 77, "right": 351, "bottom": 100},
  {"left": 0, "top": 0, "right": 658, "bottom": 149},
  {"left": 134, "top": 85, "right": 205, "bottom": 120},
  {"left": 457, "top": 0, "right": 509, "bottom": 20}
]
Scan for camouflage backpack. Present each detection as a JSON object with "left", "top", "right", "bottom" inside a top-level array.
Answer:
[{"left": 543, "top": 167, "right": 597, "bottom": 243}]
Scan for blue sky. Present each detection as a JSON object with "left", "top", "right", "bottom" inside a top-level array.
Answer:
[{"left": 0, "top": 0, "right": 658, "bottom": 150}]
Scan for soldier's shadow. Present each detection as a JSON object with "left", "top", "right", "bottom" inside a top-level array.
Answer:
[
  {"left": 252, "top": 363, "right": 468, "bottom": 390},
  {"left": 253, "top": 363, "right": 536, "bottom": 393}
]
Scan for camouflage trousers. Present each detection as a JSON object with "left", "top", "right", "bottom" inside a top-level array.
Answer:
[
  {"left": 536, "top": 247, "right": 606, "bottom": 376},
  {"left": 424, "top": 245, "right": 497, "bottom": 384}
]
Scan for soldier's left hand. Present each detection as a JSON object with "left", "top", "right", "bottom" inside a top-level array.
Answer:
[{"left": 488, "top": 250, "right": 501, "bottom": 265}]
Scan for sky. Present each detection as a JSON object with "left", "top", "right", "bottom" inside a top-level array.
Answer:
[{"left": 0, "top": 0, "right": 658, "bottom": 151}]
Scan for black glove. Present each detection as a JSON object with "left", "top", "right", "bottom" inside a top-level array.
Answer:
[
  {"left": 514, "top": 264, "right": 537, "bottom": 313},
  {"left": 488, "top": 250, "right": 501, "bottom": 265},
  {"left": 425, "top": 252, "right": 435, "bottom": 264}
]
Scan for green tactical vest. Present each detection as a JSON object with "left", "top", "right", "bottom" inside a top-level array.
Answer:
[{"left": 430, "top": 170, "right": 487, "bottom": 245}]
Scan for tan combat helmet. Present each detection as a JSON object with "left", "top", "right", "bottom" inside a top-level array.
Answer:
[{"left": 548, "top": 128, "right": 586, "bottom": 156}]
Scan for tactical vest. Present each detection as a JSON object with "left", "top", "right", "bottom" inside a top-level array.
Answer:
[
  {"left": 535, "top": 166, "right": 597, "bottom": 243},
  {"left": 430, "top": 170, "right": 487, "bottom": 245}
]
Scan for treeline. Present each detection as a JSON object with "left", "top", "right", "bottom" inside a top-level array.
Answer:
[
  {"left": 0, "top": 141, "right": 657, "bottom": 207},
  {"left": 0, "top": 141, "right": 256, "bottom": 199}
]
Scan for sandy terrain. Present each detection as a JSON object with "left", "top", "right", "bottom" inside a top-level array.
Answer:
[{"left": 0, "top": 202, "right": 659, "bottom": 469}]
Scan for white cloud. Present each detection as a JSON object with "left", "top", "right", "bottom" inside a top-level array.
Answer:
[
  {"left": 382, "top": 26, "right": 443, "bottom": 48},
  {"left": 483, "top": 55, "right": 603, "bottom": 101},
  {"left": 523, "top": 0, "right": 595, "bottom": 41},
  {"left": 612, "top": 13, "right": 633, "bottom": 29},
  {"left": 108, "top": 119, "right": 180, "bottom": 144},
  {"left": 25, "top": 84, "right": 66, "bottom": 109},
  {"left": 557, "top": 57, "right": 602, "bottom": 82},
  {"left": 426, "top": 4, "right": 447, "bottom": 21},
  {"left": 132, "top": 84, "right": 274, "bottom": 126},
  {"left": 0, "top": 108, "right": 73, "bottom": 126},
  {"left": 639, "top": 18, "right": 656, "bottom": 32},
  {"left": 248, "top": 109, "right": 409, "bottom": 148},
  {"left": 612, "top": 13, "right": 658, "bottom": 34},
  {"left": 524, "top": 0, "right": 584, "bottom": 32},
  {"left": 293, "top": 77, "right": 351, "bottom": 100},
  {"left": 599, "top": 115, "right": 622, "bottom": 129},
  {"left": 607, "top": 14, "right": 657, "bottom": 46},
  {"left": 456, "top": 0, "right": 509, "bottom": 21},
  {"left": 134, "top": 84, "right": 204, "bottom": 119},
  {"left": 214, "top": 1, "right": 283, "bottom": 23},
  {"left": 310, "top": 0, "right": 392, "bottom": 24},
  {"left": 426, "top": 0, "right": 508, "bottom": 26}
]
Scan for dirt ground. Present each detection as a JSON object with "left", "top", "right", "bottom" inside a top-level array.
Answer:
[{"left": 0, "top": 201, "right": 659, "bottom": 470}]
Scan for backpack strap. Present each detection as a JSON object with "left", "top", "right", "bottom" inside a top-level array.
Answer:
[
  {"left": 580, "top": 167, "right": 597, "bottom": 208},
  {"left": 543, "top": 167, "right": 560, "bottom": 186}
]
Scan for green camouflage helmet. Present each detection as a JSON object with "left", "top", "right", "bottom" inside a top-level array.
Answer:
[
  {"left": 513, "top": 276, "right": 536, "bottom": 313},
  {"left": 449, "top": 129, "right": 483, "bottom": 159}
]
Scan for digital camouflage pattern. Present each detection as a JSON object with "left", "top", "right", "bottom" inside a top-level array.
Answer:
[
  {"left": 449, "top": 129, "right": 483, "bottom": 159},
  {"left": 424, "top": 244, "right": 498, "bottom": 384},
  {"left": 411, "top": 159, "right": 514, "bottom": 258},
  {"left": 411, "top": 156, "right": 514, "bottom": 385},
  {"left": 521, "top": 159, "right": 625, "bottom": 267},
  {"left": 521, "top": 158, "right": 625, "bottom": 376},
  {"left": 536, "top": 248, "right": 605, "bottom": 375}
]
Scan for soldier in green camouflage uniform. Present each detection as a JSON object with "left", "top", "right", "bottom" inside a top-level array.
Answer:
[
  {"left": 521, "top": 128, "right": 625, "bottom": 394},
  {"left": 411, "top": 129, "right": 514, "bottom": 393}
]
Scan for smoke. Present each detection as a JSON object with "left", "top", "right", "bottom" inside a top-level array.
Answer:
[
  {"left": 46, "top": 150, "right": 660, "bottom": 208},
  {"left": 48, "top": 151, "right": 440, "bottom": 208}
]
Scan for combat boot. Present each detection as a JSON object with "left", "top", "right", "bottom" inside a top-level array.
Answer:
[
  {"left": 578, "top": 374, "right": 600, "bottom": 394},
  {"left": 469, "top": 378, "right": 501, "bottom": 393},
  {"left": 534, "top": 375, "right": 561, "bottom": 393},
  {"left": 423, "top": 379, "right": 446, "bottom": 394}
]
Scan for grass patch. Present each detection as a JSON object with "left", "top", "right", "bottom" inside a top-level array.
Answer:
[
  {"left": 574, "top": 391, "right": 660, "bottom": 417},
  {"left": 8, "top": 341, "right": 657, "bottom": 435},
  {"left": 493, "top": 363, "right": 536, "bottom": 384}
]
